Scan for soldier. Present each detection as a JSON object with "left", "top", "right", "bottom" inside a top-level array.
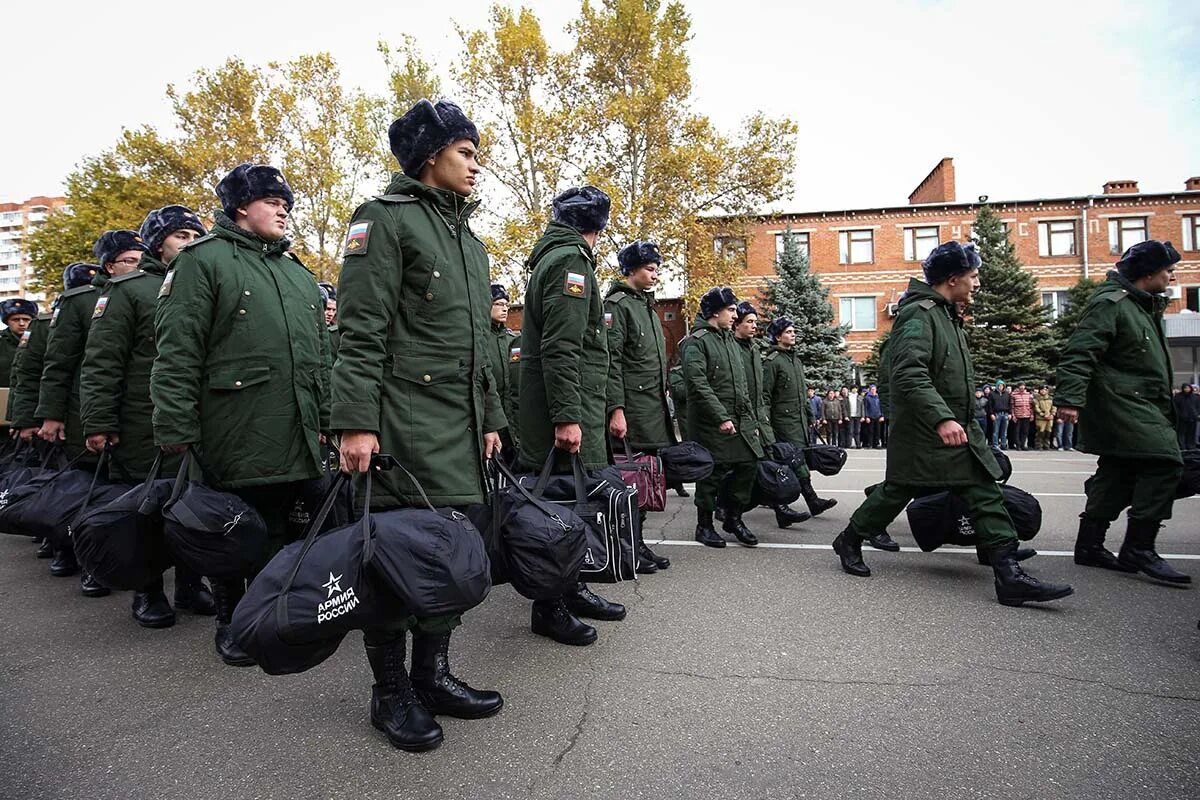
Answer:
[
  {"left": 725, "top": 300, "right": 772, "bottom": 542},
  {"left": 0, "top": 298, "right": 37, "bottom": 388},
  {"left": 762, "top": 316, "right": 841, "bottom": 528},
  {"left": 605, "top": 240, "right": 673, "bottom": 572},
  {"left": 684, "top": 287, "right": 764, "bottom": 549},
  {"left": 832, "top": 242, "right": 1073, "bottom": 607},
  {"left": 152, "top": 164, "right": 330, "bottom": 667},
  {"left": 486, "top": 283, "right": 521, "bottom": 456},
  {"left": 1057, "top": 240, "right": 1190, "bottom": 585},
  {"left": 38, "top": 232, "right": 146, "bottom": 595},
  {"left": 1033, "top": 387, "right": 1055, "bottom": 450},
  {"left": 80, "top": 205, "right": 214, "bottom": 629},
  {"left": 319, "top": 281, "right": 340, "bottom": 360},
  {"left": 334, "top": 100, "right": 504, "bottom": 752},
  {"left": 519, "top": 186, "right": 627, "bottom": 646}
]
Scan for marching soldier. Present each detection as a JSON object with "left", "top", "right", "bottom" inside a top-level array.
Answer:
[
  {"left": 1057, "top": 240, "right": 1190, "bottom": 585},
  {"left": 0, "top": 298, "right": 37, "bottom": 388},
  {"left": 727, "top": 300, "right": 773, "bottom": 541},
  {"left": 832, "top": 241, "right": 1073, "bottom": 607},
  {"left": 486, "top": 283, "right": 521, "bottom": 455},
  {"left": 761, "top": 317, "right": 841, "bottom": 528},
  {"left": 334, "top": 100, "right": 504, "bottom": 752},
  {"left": 38, "top": 232, "right": 146, "bottom": 595},
  {"left": 80, "top": 205, "right": 215, "bottom": 629},
  {"left": 684, "top": 287, "right": 764, "bottom": 548},
  {"left": 152, "top": 165, "right": 330, "bottom": 667},
  {"left": 519, "top": 186, "right": 627, "bottom": 646},
  {"left": 605, "top": 240, "right": 673, "bottom": 572}
]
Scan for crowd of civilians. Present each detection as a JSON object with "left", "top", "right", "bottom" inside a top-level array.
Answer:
[{"left": 807, "top": 379, "right": 1200, "bottom": 452}]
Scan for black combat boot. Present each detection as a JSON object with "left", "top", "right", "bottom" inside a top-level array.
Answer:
[
  {"left": 695, "top": 508, "right": 725, "bottom": 548},
  {"left": 132, "top": 575, "right": 175, "bottom": 628},
  {"left": 672, "top": 482, "right": 690, "bottom": 498},
  {"left": 1073, "top": 516, "right": 1134, "bottom": 572},
  {"left": 80, "top": 572, "right": 110, "bottom": 598},
  {"left": 364, "top": 636, "right": 443, "bottom": 752},
  {"left": 636, "top": 510, "right": 669, "bottom": 569},
  {"left": 721, "top": 507, "right": 758, "bottom": 547},
  {"left": 977, "top": 546, "right": 1036, "bottom": 565},
  {"left": 1117, "top": 518, "right": 1192, "bottom": 585},
  {"left": 832, "top": 522, "right": 870, "bottom": 577},
  {"left": 989, "top": 542, "right": 1074, "bottom": 606},
  {"left": 410, "top": 631, "right": 503, "bottom": 719},
  {"left": 564, "top": 582, "right": 626, "bottom": 621},
  {"left": 865, "top": 531, "right": 901, "bottom": 551},
  {"left": 211, "top": 579, "right": 255, "bottom": 667},
  {"left": 773, "top": 504, "right": 811, "bottom": 528},
  {"left": 36, "top": 538, "right": 54, "bottom": 559},
  {"left": 800, "top": 477, "right": 838, "bottom": 517},
  {"left": 49, "top": 546, "right": 80, "bottom": 577},
  {"left": 173, "top": 569, "right": 217, "bottom": 615},
  {"left": 531, "top": 598, "right": 598, "bottom": 646}
]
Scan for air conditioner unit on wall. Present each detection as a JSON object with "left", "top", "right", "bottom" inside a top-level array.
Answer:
[
  {"left": 885, "top": 303, "right": 900, "bottom": 317},
  {"left": 1167, "top": 286, "right": 1183, "bottom": 300}
]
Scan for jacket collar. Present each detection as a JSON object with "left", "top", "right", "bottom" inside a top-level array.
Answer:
[
  {"left": 212, "top": 212, "right": 292, "bottom": 256},
  {"left": 1109, "top": 271, "right": 1169, "bottom": 314}
]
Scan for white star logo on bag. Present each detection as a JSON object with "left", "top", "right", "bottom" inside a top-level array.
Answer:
[{"left": 322, "top": 572, "right": 343, "bottom": 598}]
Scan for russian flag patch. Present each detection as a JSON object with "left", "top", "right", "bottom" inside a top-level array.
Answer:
[
  {"left": 344, "top": 221, "right": 372, "bottom": 255},
  {"left": 564, "top": 271, "right": 586, "bottom": 297}
]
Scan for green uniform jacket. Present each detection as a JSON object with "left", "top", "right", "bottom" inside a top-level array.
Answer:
[
  {"left": 0, "top": 327, "right": 20, "bottom": 387},
  {"left": 763, "top": 345, "right": 811, "bottom": 445},
  {"left": 735, "top": 336, "right": 775, "bottom": 443},
  {"left": 151, "top": 215, "right": 329, "bottom": 489},
  {"left": 668, "top": 364, "right": 687, "bottom": 440},
  {"left": 80, "top": 253, "right": 171, "bottom": 479},
  {"left": 604, "top": 281, "right": 672, "bottom": 451},
  {"left": 1055, "top": 272, "right": 1180, "bottom": 463},
  {"left": 36, "top": 274, "right": 109, "bottom": 457},
  {"left": 9, "top": 312, "right": 52, "bottom": 428},
  {"left": 331, "top": 174, "right": 504, "bottom": 507},
  {"left": 327, "top": 324, "right": 341, "bottom": 362},
  {"left": 682, "top": 317, "right": 764, "bottom": 463},
  {"left": 518, "top": 223, "right": 609, "bottom": 471},
  {"left": 486, "top": 322, "right": 521, "bottom": 436},
  {"left": 884, "top": 278, "right": 1000, "bottom": 486}
]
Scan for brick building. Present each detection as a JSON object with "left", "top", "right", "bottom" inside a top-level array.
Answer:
[
  {"left": 715, "top": 158, "right": 1200, "bottom": 368},
  {"left": 0, "top": 196, "right": 68, "bottom": 301}
]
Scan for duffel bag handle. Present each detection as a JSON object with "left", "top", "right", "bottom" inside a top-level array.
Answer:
[
  {"left": 67, "top": 447, "right": 112, "bottom": 533},
  {"left": 530, "top": 449, "right": 588, "bottom": 505},
  {"left": 489, "top": 457, "right": 572, "bottom": 531},
  {"left": 368, "top": 454, "right": 446, "bottom": 516}
]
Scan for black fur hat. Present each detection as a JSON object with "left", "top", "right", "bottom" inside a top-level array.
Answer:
[
  {"left": 317, "top": 281, "right": 337, "bottom": 301},
  {"left": 216, "top": 164, "right": 294, "bottom": 219},
  {"left": 388, "top": 99, "right": 480, "bottom": 179},
  {"left": 922, "top": 241, "right": 981, "bottom": 285},
  {"left": 139, "top": 205, "right": 206, "bottom": 256},
  {"left": 62, "top": 262, "right": 101, "bottom": 290},
  {"left": 1116, "top": 240, "right": 1182, "bottom": 280},
  {"left": 1, "top": 298, "right": 38, "bottom": 322},
  {"left": 767, "top": 316, "right": 795, "bottom": 343},
  {"left": 735, "top": 300, "right": 758, "bottom": 323},
  {"left": 699, "top": 286, "right": 738, "bottom": 319},
  {"left": 490, "top": 283, "right": 510, "bottom": 303},
  {"left": 617, "top": 241, "right": 662, "bottom": 275},
  {"left": 552, "top": 186, "right": 611, "bottom": 233},
  {"left": 92, "top": 230, "right": 148, "bottom": 269}
]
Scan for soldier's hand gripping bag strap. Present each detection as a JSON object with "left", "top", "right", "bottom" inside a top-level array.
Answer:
[
  {"left": 804, "top": 432, "right": 847, "bottom": 477},
  {"left": 659, "top": 441, "right": 714, "bottom": 484},
  {"left": 162, "top": 448, "right": 268, "bottom": 580},
  {"left": 613, "top": 439, "right": 666, "bottom": 512},
  {"left": 74, "top": 453, "right": 176, "bottom": 590},
  {"left": 750, "top": 459, "right": 802, "bottom": 506},
  {"left": 1176, "top": 450, "right": 1200, "bottom": 499},
  {"left": 367, "top": 457, "right": 492, "bottom": 617},
  {"left": 487, "top": 457, "right": 587, "bottom": 601},
  {"left": 0, "top": 439, "right": 53, "bottom": 495},
  {"left": 232, "top": 471, "right": 402, "bottom": 676},
  {"left": 0, "top": 448, "right": 125, "bottom": 544}
]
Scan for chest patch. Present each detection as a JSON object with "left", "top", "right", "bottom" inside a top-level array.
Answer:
[
  {"left": 344, "top": 221, "right": 372, "bottom": 256},
  {"left": 50, "top": 308, "right": 61, "bottom": 328},
  {"left": 159, "top": 270, "right": 176, "bottom": 298},
  {"left": 92, "top": 296, "right": 109, "bottom": 319},
  {"left": 564, "top": 271, "right": 586, "bottom": 297},
  {"left": 603, "top": 312, "right": 613, "bottom": 328},
  {"left": 510, "top": 347, "right": 521, "bottom": 362},
  {"left": 18, "top": 330, "right": 31, "bottom": 348}
]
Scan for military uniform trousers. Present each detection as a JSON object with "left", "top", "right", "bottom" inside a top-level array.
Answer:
[
  {"left": 1082, "top": 455, "right": 1182, "bottom": 523},
  {"left": 698, "top": 460, "right": 756, "bottom": 513}
]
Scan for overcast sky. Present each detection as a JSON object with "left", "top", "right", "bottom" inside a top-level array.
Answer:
[{"left": 2, "top": 0, "right": 1196, "bottom": 211}]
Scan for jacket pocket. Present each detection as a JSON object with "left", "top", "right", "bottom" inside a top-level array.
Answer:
[
  {"left": 392, "top": 354, "right": 463, "bottom": 386},
  {"left": 208, "top": 363, "right": 271, "bottom": 391}
]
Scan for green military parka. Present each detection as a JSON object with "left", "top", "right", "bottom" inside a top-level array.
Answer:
[
  {"left": 604, "top": 281, "right": 673, "bottom": 451},
  {"left": 682, "top": 317, "right": 765, "bottom": 464}
]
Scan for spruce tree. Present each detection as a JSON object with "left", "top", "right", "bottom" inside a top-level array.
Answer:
[
  {"left": 965, "top": 205, "right": 1056, "bottom": 385},
  {"left": 759, "top": 230, "right": 853, "bottom": 387},
  {"left": 1051, "top": 276, "right": 1100, "bottom": 348}
]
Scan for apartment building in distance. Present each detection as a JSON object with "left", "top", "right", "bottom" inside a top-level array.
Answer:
[
  {"left": 0, "top": 196, "right": 68, "bottom": 302},
  {"left": 715, "top": 159, "right": 1200, "bottom": 373}
]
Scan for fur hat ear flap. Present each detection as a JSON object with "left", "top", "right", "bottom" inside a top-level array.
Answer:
[
  {"left": 1116, "top": 240, "right": 1182, "bottom": 280},
  {"left": 552, "top": 186, "right": 611, "bottom": 233},
  {"left": 490, "top": 283, "right": 510, "bottom": 303},
  {"left": 93, "top": 230, "right": 148, "bottom": 268},
  {"left": 388, "top": 99, "right": 480, "bottom": 178},
  {"left": 216, "top": 164, "right": 294, "bottom": 220}
]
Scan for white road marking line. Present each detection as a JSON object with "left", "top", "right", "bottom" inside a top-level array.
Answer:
[
  {"left": 834, "top": 469, "right": 1095, "bottom": 475},
  {"left": 646, "top": 539, "right": 1200, "bottom": 560}
]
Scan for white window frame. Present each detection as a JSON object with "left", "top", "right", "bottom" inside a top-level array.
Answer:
[
  {"left": 775, "top": 231, "right": 810, "bottom": 260},
  {"left": 1108, "top": 216, "right": 1148, "bottom": 255},
  {"left": 838, "top": 229, "right": 874, "bottom": 264},
  {"left": 838, "top": 295, "right": 878, "bottom": 331},
  {"left": 1037, "top": 220, "right": 1077, "bottom": 257},
  {"left": 1182, "top": 215, "right": 1200, "bottom": 252},
  {"left": 1040, "top": 290, "right": 1071, "bottom": 320},
  {"left": 903, "top": 226, "right": 940, "bottom": 262}
]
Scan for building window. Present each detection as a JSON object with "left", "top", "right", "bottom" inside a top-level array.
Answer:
[
  {"left": 1108, "top": 217, "right": 1148, "bottom": 255},
  {"left": 903, "top": 226, "right": 940, "bottom": 261},
  {"left": 713, "top": 236, "right": 747, "bottom": 268},
  {"left": 1037, "top": 220, "right": 1077, "bottom": 257},
  {"left": 1182, "top": 215, "right": 1200, "bottom": 251},
  {"left": 838, "top": 229, "right": 874, "bottom": 264},
  {"left": 775, "top": 231, "right": 810, "bottom": 260},
  {"left": 1041, "top": 290, "right": 1071, "bottom": 320},
  {"left": 1186, "top": 286, "right": 1200, "bottom": 313},
  {"left": 839, "top": 296, "right": 877, "bottom": 331}
]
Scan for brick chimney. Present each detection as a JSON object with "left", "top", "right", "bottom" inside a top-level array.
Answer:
[
  {"left": 1186, "top": 177, "right": 1200, "bottom": 191},
  {"left": 908, "top": 158, "right": 956, "bottom": 204},
  {"left": 1102, "top": 179, "right": 1139, "bottom": 195}
]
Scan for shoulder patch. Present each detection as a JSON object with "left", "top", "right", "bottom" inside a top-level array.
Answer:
[
  {"left": 109, "top": 270, "right": 148, "bottom": 284},
  {"left": 563, "top": 270, "right": 587, "bottom": 298},
  {"left": 343, "top": 220, "right": 372, "bottom": 256},
  {"left": 181, "top": 233, "right": 217, "bottom": 251},
  {"left": 1098, "top": 290, "right": 1129, "bottom": 303},
  {"left": 509, "top": 345, "right": 521, "bottom": 362},
  {"left": 91, "top": 296, "right": 109, "bottom": 319},
  {"left": 158, "top": 270, "right": 177, "bottom": 298},
  {"left": 18, "top": 329, "right": 32, "bottom": 348},
  {"left": 375, "top": 194, "right": 419, "bottom": 204}
]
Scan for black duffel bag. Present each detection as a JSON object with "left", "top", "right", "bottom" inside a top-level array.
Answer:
[
  {"left": 804, "top": 433, "right": 847, "bottom": 476},
  {"left": 750, "top": 459, "right": 802, "bottom": 506},
  {"left": 74, "top": 455, "right": 175, "bottom": 590},
  {"left": 991, "top": 446, "right": 1013, "bottom": 483},
  {"left": 1176, "top": 450, "right": 1200, "bottom": 499},
  {"left": 232, "top": 470, "right": 402, "bottom": 676},
  {"left": 905, "top": 483, "right": 1043, "bottom": 552},
  {"left": 0, "top": 449, "right": 125, "bottom": 545},
  {"left": 0, "top": 442, "right": 61, "bottom": 505},
  {"left": 486, "top": 458, "right": 587, "bottom": 601},
  {"left": 659, "top": 441, "right": 714, "bottom": 484},
  {"left": 162, "top": 448, "right": 269, "bottom": 580}
]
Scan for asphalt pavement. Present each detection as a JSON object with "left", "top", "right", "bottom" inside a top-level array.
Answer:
[{"left": 1, "top": 449, "right": 1197, "bottom": 800}]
